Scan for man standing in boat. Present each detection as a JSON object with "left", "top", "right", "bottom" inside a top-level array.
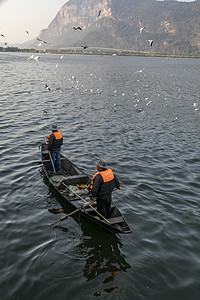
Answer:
[
  {"left": 47, "top": 124, "right": 63, "bottom": 175},
  {"left": 90, "top": 160, "right": 120, "bottom": 219}
]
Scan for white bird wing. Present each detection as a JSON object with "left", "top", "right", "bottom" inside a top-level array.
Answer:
[
  {"left": 34, "top": 56, "right": 40, "bottom": 65},
  {"left": 27, "top": 54, "right": 34, "bottom": 60}
]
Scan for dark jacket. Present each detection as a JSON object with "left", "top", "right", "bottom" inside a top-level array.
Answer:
[
  {"left": 91, "top": 169, "right": 120, "bottom": 199},
  {"left": 47, "top": 131, "right": 63, "bottom": 151}
]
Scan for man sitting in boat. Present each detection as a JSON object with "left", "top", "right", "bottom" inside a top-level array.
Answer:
[
  {"left": 90, "top": 160, "right": 120, "bottom": 218},
  {"left": 47, "top": 124, "right": 63, "bottom": 175}
]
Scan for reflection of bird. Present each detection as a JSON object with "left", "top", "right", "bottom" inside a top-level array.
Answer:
[
  {"left": 72, "top": 26, "right": 82, "bottom": 30},
  {"left": 25, "top": 31, "right": 29, "bottom": 35},
  {"left": 98, "top": 10, "right": 101, "bottom": 17},
  {"left": 81, "top": 45, "right": 88, "bottom": 49},
  {"left": 147, "top": 40, "right": 153, "bottom": 46},
  {"left": 0, "top": 34, "right": 5, "bottom": 37},
  {"left": 140, "top": 26, "right": 146, "bottom": 34},
  {"left": 37, "top": 37, "right": 47, "bottom": 44}
]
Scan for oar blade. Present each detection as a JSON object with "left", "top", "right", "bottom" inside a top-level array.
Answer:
[{"left": 48, "top": 208, "right": 64, "bottom": 214}]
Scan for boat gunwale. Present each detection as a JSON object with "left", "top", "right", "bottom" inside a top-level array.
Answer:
[{"left": 41, "top": 144, "right": 132, "bottom": 234}]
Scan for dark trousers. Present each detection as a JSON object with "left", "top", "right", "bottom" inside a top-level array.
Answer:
[
  {"left": 97, "top": 195, "right": 112, "bottom": 219},
  {"left": 50, "top": 149, "right": 61, "bottom": 172}
]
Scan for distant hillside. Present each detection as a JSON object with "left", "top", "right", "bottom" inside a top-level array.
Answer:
[{"left": 34, "top": 0, "right": 200, "bottom": 56}]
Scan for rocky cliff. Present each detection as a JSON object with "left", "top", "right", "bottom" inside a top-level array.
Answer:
[{"left": 36, "top": 0, "right": 200, "bottom": 56}]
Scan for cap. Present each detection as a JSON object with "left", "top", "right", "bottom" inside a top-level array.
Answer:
[
  {"left": 97, "top": 160, "right": 107, "bottom": 169},
  {"left": 51, "top": 124, "right": 57, "bottom": 131}
]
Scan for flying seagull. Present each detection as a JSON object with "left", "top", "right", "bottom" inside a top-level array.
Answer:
[
  {"left": 37, "top": 37, "right": 47, "bottom": 44},
  {"left": 0, "top": 34, "right": 5, "bottom": 37},
  {"left": 140, "top": 27, "right": 146, "bottom": 34},
  {"left": 45, "top": 84, "right": 50, "bottom": 91},
  {"left": 25, "top": 31, "right": 29, "bottom": 35},
  {"left": 72, "top": 26, "right": 82, "bottom": 30},
  {"left": 27, "top": 54, "right": 40, "bottom": 65},
  {"left": 147, "top": 40, "right": 153, "bottom": 46},
  {"left": 135, "top": 67, "right": 145, "bottom": 73},
  {"left": 81, "top": 45, "right": 88, "bottom": 49},
  {"left": 34, "top": 56, "right": 40, "bottom": 65}
]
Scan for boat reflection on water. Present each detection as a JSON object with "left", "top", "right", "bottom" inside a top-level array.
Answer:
[{"left": 76, "top": 221, "right": 131, "bottom": 296}]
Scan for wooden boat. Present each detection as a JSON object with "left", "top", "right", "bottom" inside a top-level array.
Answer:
[{"left": 41, "top": 143, "right": 132, "bottom": 234}]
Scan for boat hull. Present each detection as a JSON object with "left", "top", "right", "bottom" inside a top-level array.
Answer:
[{"left": 41, "top": 143, "right": 132, "bottom": 234}]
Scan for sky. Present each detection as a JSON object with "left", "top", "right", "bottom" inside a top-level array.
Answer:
[
  {"left": 0, "top": 0, "right": 196, "bottom": 45},
  {"left": 0, "top": 0, "right": 67, "bottom": 45}
]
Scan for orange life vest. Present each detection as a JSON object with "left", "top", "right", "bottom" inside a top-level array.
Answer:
[
  {"left": 47, "top": 131, "right": 63, "bottom": 144},
  {"left": 90, "top": 169, "right": 114, "bottom": 191}
]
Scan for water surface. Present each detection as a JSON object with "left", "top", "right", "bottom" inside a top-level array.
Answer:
[{"left": 0, "top": 52, "right": 200, "bottom": 300}]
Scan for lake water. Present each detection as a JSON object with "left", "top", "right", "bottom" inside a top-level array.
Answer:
[{"left": 0, "top": 52, "right": 200, "bottom": 300}]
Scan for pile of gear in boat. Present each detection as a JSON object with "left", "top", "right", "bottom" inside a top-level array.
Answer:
[{"left": 68, "top": 184, "right": 89, "bottom": 197}]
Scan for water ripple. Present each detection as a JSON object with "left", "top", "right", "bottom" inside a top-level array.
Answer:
[{"left": 0, "top": 53, "right": 200, "bottom": 300}]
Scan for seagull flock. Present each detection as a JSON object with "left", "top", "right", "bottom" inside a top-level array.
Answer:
[
  {"left": 0, "top": 8, "right": 154, "bottom": 51},
  {"left": 1, "top": 8, "right": 154, "bottom": 73}
]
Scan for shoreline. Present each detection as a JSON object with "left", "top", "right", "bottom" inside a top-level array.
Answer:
[{"left": 0, "top": 46, "right": 199, "bottom": 59}]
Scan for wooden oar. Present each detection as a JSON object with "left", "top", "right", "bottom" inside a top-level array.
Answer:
[
  {"left": 48, "top": 150, "right": 57, "bottom": 174},
  {"left": 61, "top": 182, "right": 110, "bottom": 223},
  {"left": 49, "top": 207, "right": 82, "bottom": 228},
  {"left": 49, "top": 199, "right": 96, "bottom": 228},
  {"left": 42, "top": 133, "right": 56, "bottom": 174}
]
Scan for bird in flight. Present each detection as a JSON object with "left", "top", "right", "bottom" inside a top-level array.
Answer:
[
  {"left": 140, "top": 27, "right": 146, "bottom": 34},
  {"left": 0, "top": 34, "right": 5, "bottom": 37},
  {"left": 34, "top": 56, "right": 40, "bottom": 65},
  {"left": 72, "top": 26, "right": 82, "bottom": 30},
  {"left": 81, "top": 45, "right": 88, "bottom": 49},
  {"left": 27, "top": 54, "right": 34, "bottom": 60},
  {"left": 45, "top": 84, "right": 51, "bottom": 91},
  {"left": 135, "top": 67, "right": 146, "bottom": 73},
  {"left": 25, "top": 31, "right": 29, "bottom": 35},
  {"left": 37, "top": 37, "right": 47, "bottom": 44},
  {"left": 27, "top": 54, "right": 40, "bottom": 65},
  {"left": 147, "top": 40, "right": 153, "bottom": 46}
]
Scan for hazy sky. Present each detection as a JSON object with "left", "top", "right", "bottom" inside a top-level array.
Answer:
[
  {"left": 0, "top": 0, "right": 67, "bottom": 44},
  {"left": 0, "top": 0, "right": 196, "bottom": 45}
]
